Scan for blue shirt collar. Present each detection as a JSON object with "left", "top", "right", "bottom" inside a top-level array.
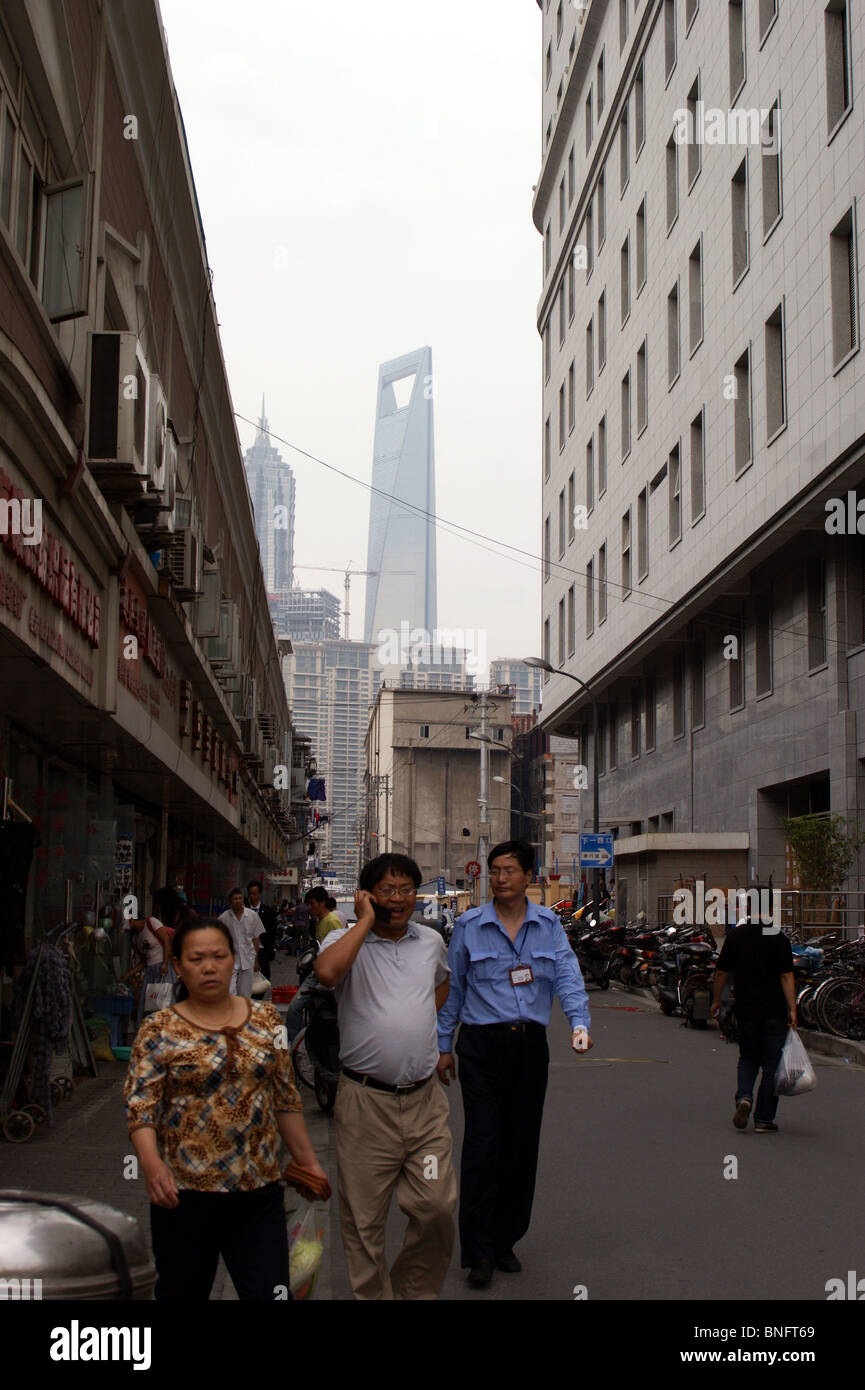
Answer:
[{"left": 477, "top": 897, "right": 542, "bottom": 927}]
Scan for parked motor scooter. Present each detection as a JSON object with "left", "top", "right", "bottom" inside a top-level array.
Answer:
[{"left": 653, "top": 935, "right": 716, "bottom": 1028}]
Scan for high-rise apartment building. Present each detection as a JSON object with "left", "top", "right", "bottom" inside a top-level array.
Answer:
[
  {"left": 282, "top": 639, "right": 379, "bottom": 884},
  {"left": 535, "top": 0, "right": 865, "bottom": 920},
  {"left": 364, "top": 347, "right": 437, "bottom": 651},
  {"left": 490, "top": 659, "right": 543, "bottom": 716},
  {"left": 244, "top": 401, "right": 296, "bottom": 601}
]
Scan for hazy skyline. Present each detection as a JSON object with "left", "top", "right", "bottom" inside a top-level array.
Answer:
[{"left": 158, "top": 0, "right": 544, "bottom": 675}]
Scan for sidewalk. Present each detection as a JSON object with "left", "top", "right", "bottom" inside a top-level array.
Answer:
[{"left": 0, "top": 949, "right": 339, "bottom": 1301}]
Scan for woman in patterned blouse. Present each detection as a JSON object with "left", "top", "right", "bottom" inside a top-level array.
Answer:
[{"left": 124, "top": 916, "right": 330, "bottom": 1300}]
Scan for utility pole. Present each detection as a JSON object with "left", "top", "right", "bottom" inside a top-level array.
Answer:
[{"left": 477, "top": 690, "right": 490, "bottom": 905}]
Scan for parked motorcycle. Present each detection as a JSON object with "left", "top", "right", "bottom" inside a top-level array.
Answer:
[
  {"left": 290, "top": 942, "right": 341, "bottom": 1113},
  {"left": 653, "top": 935, "right": 716, "bottom": 1028}
]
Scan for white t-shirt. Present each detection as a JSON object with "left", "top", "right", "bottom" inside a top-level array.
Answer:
[{"left": 218, "top": 907, "right": 264, "bottom": 971}]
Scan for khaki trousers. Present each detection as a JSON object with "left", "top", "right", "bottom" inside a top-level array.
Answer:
[{"left": 333, "top": 1072, "right": 457, "bottom": 1300}]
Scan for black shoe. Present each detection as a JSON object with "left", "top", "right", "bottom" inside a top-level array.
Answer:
[
  {"left": 495, "top": 1251, "right": 522, "bottom": 1273},
  {"left": 466, "top": 1261, "right": 494, "bottom": 1288},
  {"left": 733, "top": 1097, "right": 752, "bottom": 1129},
  {"left": 753, "top": 1121, "right": 779, "bottom": 1132}
]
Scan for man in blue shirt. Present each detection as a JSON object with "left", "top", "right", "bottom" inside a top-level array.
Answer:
[{"left": 436, "top": 840, "right": 592, "bottom": 1289}]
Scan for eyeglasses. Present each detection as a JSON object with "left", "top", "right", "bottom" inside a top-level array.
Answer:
[
  {"left": 376, "top": 886, "right": 417, "bottom": 899},
  {"left": 490, "top": 868, "right": 521, "bottom": 878}
]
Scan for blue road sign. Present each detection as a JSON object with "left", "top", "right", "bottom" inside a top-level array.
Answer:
[
  {"left": 579, "top": 832, "right": 614, "bottom": 868},
  {"left": 437, "top": 875, "right": 446, "bottom": 896}
]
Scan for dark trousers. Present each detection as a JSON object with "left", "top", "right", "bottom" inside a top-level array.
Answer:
[
  {"left": 736, "top": 1014, "right": 788, "bottom": 1124},
  {"left": 150, "top": 1181, "right": 291, "bottom": 1300},
  {"left": 456, "top": 1022, "right": 549, "bottom": 1267}
]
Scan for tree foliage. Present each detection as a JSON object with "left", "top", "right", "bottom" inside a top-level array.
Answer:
[{"left": 781, "top": 813, "right": 865, "bottom": 891}]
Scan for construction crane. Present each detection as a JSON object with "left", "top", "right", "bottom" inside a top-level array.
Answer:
[{"left": 288, "top": 563, "right": 413, "bottom": 640}]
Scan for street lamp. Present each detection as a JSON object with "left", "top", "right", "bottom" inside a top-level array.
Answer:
[{"left": 523, "top": 656, "right": 601, "bottom": 918}]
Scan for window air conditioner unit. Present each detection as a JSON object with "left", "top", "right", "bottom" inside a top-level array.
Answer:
[
  {"left": 166, "top": 526, "right": 203, "bottom": 600},
  {"left": 207, "top": 600, "right": 240, "bottom": 668},
  {"left": 86, "top": 332, "right": 150, "bottom": 491},
  {"left": 193, "top": 568, "right": 222, "bottom": 638},
  {"left": 239, "top": 716, "right": 263, "bottom": 765},
  {"left": 259, "top": 745, "right": 277, "bottom": 787}
]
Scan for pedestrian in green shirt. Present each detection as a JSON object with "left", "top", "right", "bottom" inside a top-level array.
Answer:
[{"left": 305, "top": 888, "right": 343, "bottom": 945}]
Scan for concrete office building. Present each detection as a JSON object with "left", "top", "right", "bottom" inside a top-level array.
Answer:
[
  {"left": 280, "top": 588, "right": 341, "bottom": 643},
  {"left": 490, "top": 658, "right": 543, "bottom": 716},
  {"left": 365, "top": 688, "right": 512, "bottom": 889},
  {"left": 244, "top": 400, "right": 296, "bottom": 602},
  {"left": 283, "top": 639, "right": 378, "bottom": 885},
  {"left": 363, "top": 347, "right": 437, "bottom": 653},
  {"left": 535, "top": 0, "right": 865, "bottom": 921}
]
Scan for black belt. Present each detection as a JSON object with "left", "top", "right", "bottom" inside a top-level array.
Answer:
[
  {"left": 342, "top": 1067, "right": 433, "bottom": 1095},
  {"left": 463, "top": 1021, "right": 545, "bottom": 1035}
]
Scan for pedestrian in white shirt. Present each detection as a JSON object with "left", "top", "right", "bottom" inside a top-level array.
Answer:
[{"left": 219, "top": 888, "right": 264, "bottom": 998}]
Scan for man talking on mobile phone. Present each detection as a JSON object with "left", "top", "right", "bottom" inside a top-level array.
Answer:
[{"left": 314, "top": 853, "right": 457, "bottom": 1299}]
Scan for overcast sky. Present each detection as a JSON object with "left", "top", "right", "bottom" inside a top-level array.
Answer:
[{"left": 158, "top": 0, "right": 542, "bottom": 678}]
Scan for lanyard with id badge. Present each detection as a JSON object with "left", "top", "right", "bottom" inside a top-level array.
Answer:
[{"left": 508, "top": 923, "right": 534, "bottom": 988}]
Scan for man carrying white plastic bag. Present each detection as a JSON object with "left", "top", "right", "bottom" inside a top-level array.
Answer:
[{"left": 711, "top": 910, "right": 797, "bottom": 1132}]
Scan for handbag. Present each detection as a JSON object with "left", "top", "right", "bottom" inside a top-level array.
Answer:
[
  {"left": 143, "top": 981, "right": 175, "bottom": 1013},
  {"left": 774, "top": 1028, "right": 816, "bottom": 1095},
  {"left": 251, "top": 970, "right": 269, "bottom": 997}
]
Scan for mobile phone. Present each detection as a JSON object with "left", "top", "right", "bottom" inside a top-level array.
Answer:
[{"left": 372, "top": 900, "right": 393, "bottom": 924}]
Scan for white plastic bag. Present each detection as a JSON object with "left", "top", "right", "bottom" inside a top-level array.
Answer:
[
  {"left": 286, "top": 1201, "right": 324, "bottom": 1300},
  {"left": 251, "top": 971, "right": 269, "bottom": 997},
  {"left": 144, "top": 981, "right": 174, "bottom": 1013},
  {"left": 774, "top": 1028, "right": 816, "bottom": 1096}
]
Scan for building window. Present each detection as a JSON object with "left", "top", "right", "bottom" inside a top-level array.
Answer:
[
  {"left": 665, "top": 0, "right": 677, "bottom": 82},
  {"left": 586, "top": 435, "right": 595, "bottom": 514},
  {"left": 568, "top": 143, "right": 576, "bottom": 204},
  {"left": 544, "top": 516, "right": 551, "bottom": 580},
  {"left": 620, "top": 0, "right": 629, "bottom": 51},
  {"left": 586, "top": 559, "right": 594, "bottom": 637},
  {"left": 734, "top": 347, "right": 752, "bottom": 473},
  {"left": 544, "top": 320, "right": 551, "bottom": 381},
  {"left": 559, "top": 488, "right": 566, "bottom": 557},
  {"left": 557, "top": 0, "right": 564, "bottom": 43},
  {"left": 620, "top": 109, "right": 629, "bottom": 195},
  {"left": 568, "top": 256, "right": 576, "bottom": 322},
  {"left": 645, "top": 674, "right": 656, "bottom": 751},
  {"left": 419, "top": 725, "right": 430, "bottom": 739},
  {"left": 609, "top": 702, "right": 618, "bottom": 770},
  {"left": 622, "top": 508, "right": 632, "bottom": 597},
  {"left": 759, "top": 0, "right": 778, "bottom": 41},
  {"left": 559, "top": 176, "right": 566, "bottom": 233},
  {"left": 559, "top": 279, "right": 566, "bottom": 344},
  {"left": 568, "top": 470, "right": 576, "bottom": 544},
  {"left": 568, "top": 359, "right": 576, "bottom": 432},
  {"left": 637, "top": 337, "right": 648, "bottom": 435},
  {"left": 598, "top": 290, "right": 607, "bottom": 372},
  {"left": 830, "top": 205, "right": 859, "bottom": 367},
  {"left": 598, "top": 413, "right": 607, "bottom": 494},
  {"left": 686, "top": 0, "right": 699, "bottom": 29},
  {"left": 731, "top": 156, "right": 749, "bottom": 286},
  {"left": 637, "top": 485, "right": 648, "bottom": 579},
  {"left": 586, "top": 204, "right": 594, "bottom": 275},
  {"left": 690, "top": 642, "right": 705, "bottom": 729},
  {"left": 690, "top": 407, "right": 705, "bottom": 521},
  {"left": 621, "top": 371, "right": 631, "bottom": 460},
  {"left": 826, "top": 1, "right": 853, "bottom": 135},
  {"left": 621, "top": 234, "right": 631, "bottom": 325},
  {"left": 635, "top": 62, "right": 646, "bottom": 156},
  {"left": 765, "top": 301, "right": 786, "bottom": 440},
  {"left": 568, "top": 584, "right": 576, "bottom": 655},
  {"left": 586, "top": 89, "right": 593, "bottom": 154},
  {"left": 546, "top": 41, "right": 552, "bottom": 87},
  {"left": 668, "top": 444, "right": 682, "bottom": 546},
  {"left": 689, "top": 238, "right": 703, "bottom": 353},
  {"left": 729, "top": 607, "right": 745, "bottom": 709},
  {"left": 544, "top": 416, "right": 551, "bottom": 480},
  {"left": 808, "top": 557, "right": 828, "bottom": 669},
  {"left": 558, "top": 597, "right": 566, "bottom": 667},
  {"left": 559, "top": 381, "right": 566, "bottom": 450},
  {"left": 597, "top": 50, "right": 605, "bottom": 118},
  {"left": 631, "top": 686, "right": 641, "bottom": 757},
  {"left": 666, "top": 133, "right": 678, "bottom": 232},
  {"left": 673, "top": 652, "right": 685, "bottom": 737},
  {"left": 687, "top": 76, "right": 702, "bottom": 188},
  {"left": 755, "top": 588, "right": 773, "bottom": 696},
  {"left": 636, "top": 197, "right": 647, "bottom": 293},
  {"left": 544, "top": 617, "right": 551, "bottom": 674},
  {"left": 599, "top": 541, "right": 608, "bottom": 623},
  {"left": 598, "top": 167, "right": 606, "bottom": 246},
  {"left": 729, "top": 0, "right": 746, "bottom": 99},
  {"left": 545, "top": 222, "right": 552, "bottom": 276},
  {"left": 586, "top": 318, "right": 594, "bottom": 396},
  {"left": 667, "top": 280, "right": 680, "bottom": 386},
  {"left": 761, "top": 99, "right": 782, "bottom": 236}
]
